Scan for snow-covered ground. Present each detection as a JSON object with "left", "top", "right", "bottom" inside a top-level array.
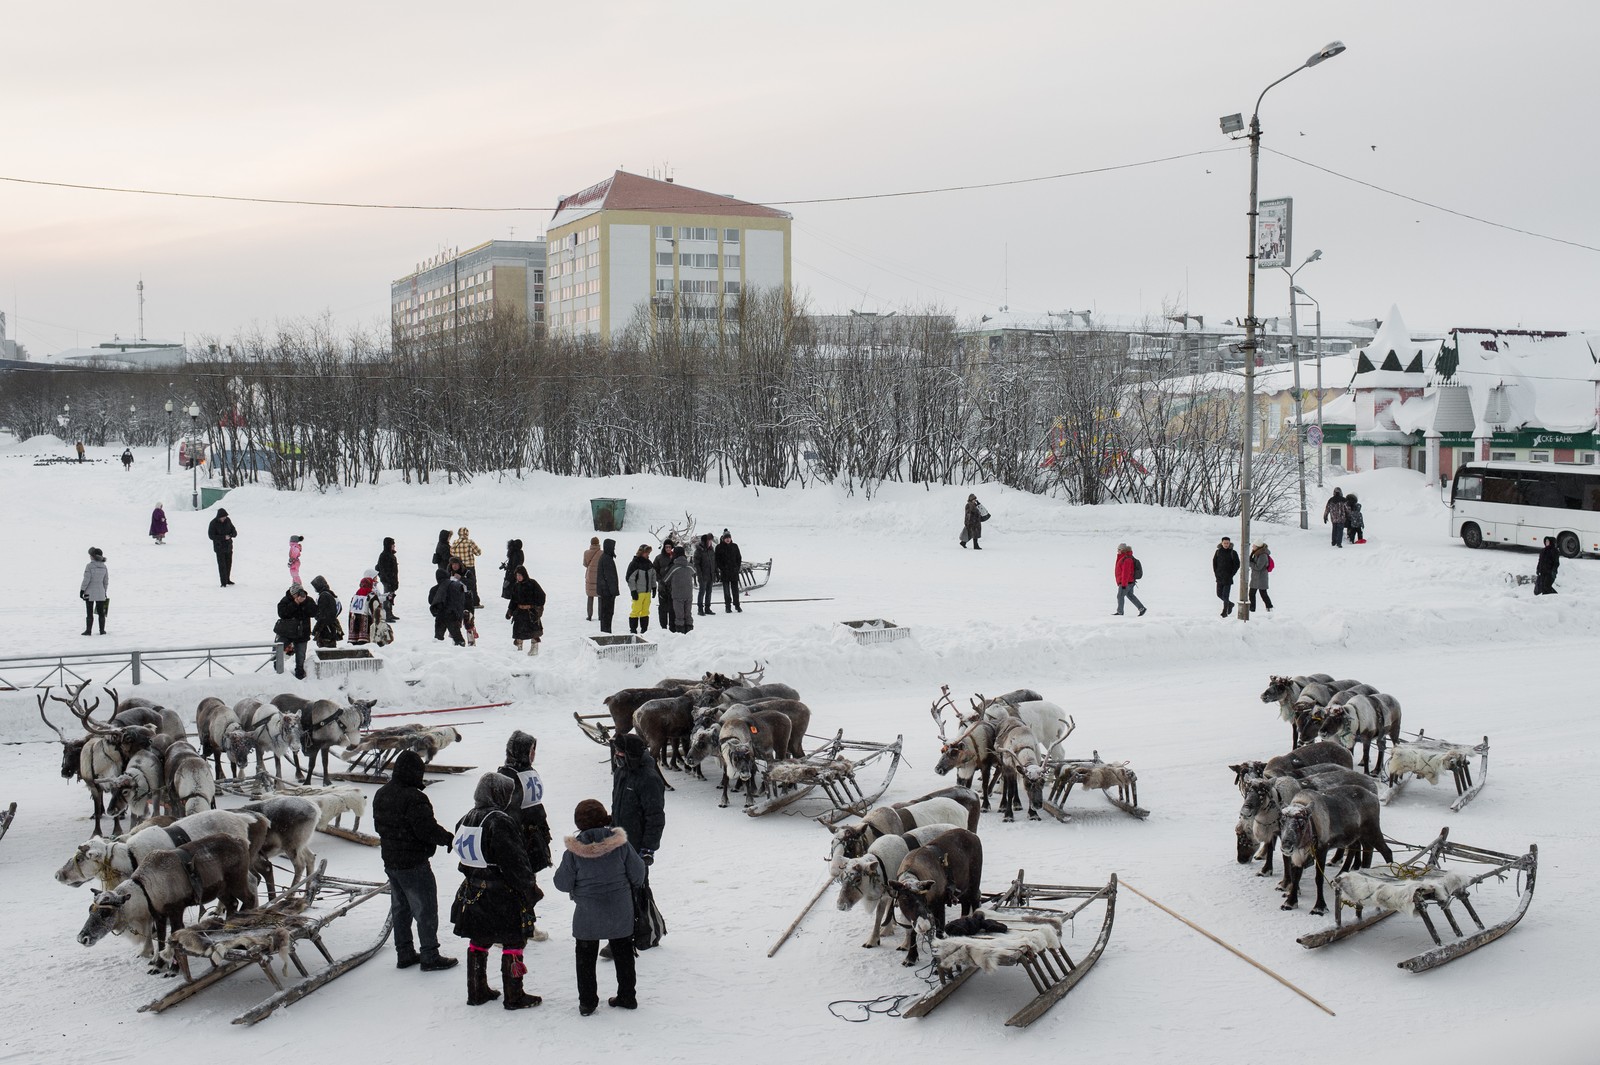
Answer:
[{"left": 2, "top": 438, "right": 1594, "bottom": 1063}]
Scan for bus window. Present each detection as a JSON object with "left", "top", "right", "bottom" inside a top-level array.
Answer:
[
  {"left": 1525, "top": 477, "right": 1563, "bottom": 509},
  {"left": 1482, "top": 473, "right": 1521, "bottom": 505},
  {"left": 1454, "top": 470, "right": 1483, "bottom": 502}
]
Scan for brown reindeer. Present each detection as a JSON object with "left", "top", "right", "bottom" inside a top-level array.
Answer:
[{"left": 882, "top": 829, "right": 984, "bottom": 966}]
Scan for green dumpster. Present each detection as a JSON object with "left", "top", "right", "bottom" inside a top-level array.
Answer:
[
  {"left": 590, "top": 498, "right": 627, "bottom": 532},
  {"left": 200, "top": 487, "right": 231, "bottom": 510}
]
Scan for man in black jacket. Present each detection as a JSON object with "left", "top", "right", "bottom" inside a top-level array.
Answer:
[
  {"left": 1213, "top": 536, "right": 1241, "bottom": 617},
  {"left": 714, "top": 529, "right": 743, "bottom": 613},
  {"left": 207, "top": 508, "right": 238, "bottom": 586},
  {"left": 273, "top": 584, "right": 317, "bottom": 680},
  {"left": 607, "top": 733, "right": 666, "bottom": 957},
  {"left": 374, "top": 750, "right": 458, "bottom": 971},
  {"left": 652, "top": 541, "right": 676, "bottom": 632},
  {"left": 693, "top": 533, "right": 717, "bottom": 617},
  {"left": 310, "top": 574, "right": 342, "bottom": 647},
  {"left": 376, "top": 536, "right": 400, "bottom": 620},
  {"left": 431, "top": 571, "right": 468, "bottom": 645}
]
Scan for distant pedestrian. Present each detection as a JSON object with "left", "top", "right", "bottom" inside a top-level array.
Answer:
[
  {"left": 348, "top": 572, "right": 381, "bottom": 645},
  {"left": 1322, "top": 488, "right": 1348, "bottom": 548},
  {"left": 595, "top": 539, "right": 619, "bottom": 634},
  {"left": 451, "top": 527, "right": 484, "bottom": 609},
  {"left": 665, "top": 550, "right": 695, "bottom": 633},
  {"left": 626, "top": 545, "right": 656, "bottom": 635},
  {"left": 446, "top": 557, "right": 480, "bottom": 645},
  {"left": 693, "top": 533, "right": 717, "bottom": 617},
  {"left": 1213, "top": 536, "right": 1240, "bottom": 617},
  {"left": 552, "top": 798, "right": 647, "bottom": 1016},
  {"left": 715, "top": 530, "right": 743, "bottom": 613},
  {"left": 431, "top": 568, "right": 468, "bottom": 646},
  {"left": 432, "top": 529, "right": 453, "bottom": 573},
  {"left": 288, "top": 535, "right": 304, "bottom": 585},
  {"left": 1534, "top": 536, "right": 1560, "bottom": 596},
  {"left": 75, "top": 441, "right": 85, "bottom": 463},
  {"left": 311, "top": 575, "right": 343, "bottom": 648},
  {"left": 497, "top": 731, "right": 553, "bottom": 943},
  {"left": 500, "top": 539, "right": 525, "bottom": 603},
  {"left": 80, "top": 547, "right": 109, "bottom": 636},
  {"left": 960, "top": 493, "right": 986, "bottom": 549},
  {"left": 1345, "top": 494, "right": 1367, "bottom": 544},
  {"left": 450, "top": 773, "right": 543, "bottom": 1010},
  {"left": 583, "top": 537, "right": 602, "bottom": 621},
  {"left": 274, "top": 583, "right": 316, "bottom": 680},
  {"left": 120, "top": 448, "right": 133, "bottom": 471},
  {"left": 1113, "top": 543, "right": 1146, "bottom": 616},
  {"left": 377, "top": 536, "right": 400, "bottom": 620},
  {"left": 508, "top": 566, "right": 546, "bottom": 655},
  {"left": 374, "top": 749, "right": 458, "bottom": 974},
  {"left": 149, "top": 503, "right": 167, "bottom": 545},
  {"left": 652, "top": 542, "right": 675, "bottom": 631},
  {"left": 207, "top": 508, "right": 238, "bottom": 586},
  {"left": 1248, "top": 542, "right": 1274, "bottom": 613}
]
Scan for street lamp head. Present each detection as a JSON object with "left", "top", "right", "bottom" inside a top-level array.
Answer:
[
  {"left": 1306, "top": 40, "right": 1346, "bottom": 67},
  {"left": 1306, "top": 249, "right": 1323, "bottom": 263},
  {"left": 187, "top": 403, "right": 200, "bottom": 418},
  {"left": 1219, "top": 112, "right": 1245, "bottom": 135},
  {"left": 164, "top": 399, "right": 174, "bottom": 413}
]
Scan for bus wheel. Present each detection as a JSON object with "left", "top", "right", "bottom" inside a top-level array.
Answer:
[
  {"left": 1462, "top": 524, "right": 1483, "bottom": 549},
  {"left": 1558, "top": 532, "right": 1581, "bottom": 559}
]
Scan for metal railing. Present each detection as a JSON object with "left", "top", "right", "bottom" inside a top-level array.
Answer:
[{"left": 0, "top": 643, "right": 280, "bottom": 691}]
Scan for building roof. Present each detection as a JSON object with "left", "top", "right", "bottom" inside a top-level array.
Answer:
[
  {"left": 1441, "top": 330, "right": 1598, "bottom": 435},
  {"left": 549, "top": 171, "right": 791, "bottom": 231}
]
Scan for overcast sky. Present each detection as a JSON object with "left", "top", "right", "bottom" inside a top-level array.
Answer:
[{"left": 2, "top": 1, "right": 1596, "bottom": 355}]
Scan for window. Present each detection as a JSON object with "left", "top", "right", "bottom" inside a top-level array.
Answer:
[
  {"left": 1529, "top": 451, "right": 1552, "bottom": 463},
  {"left": 724, "top": 254, "right": 740, "bottom": 270},
  {"left": 657, "top": 225, "right": 673, "bottom": 239},
  {"left": 1327, "top": 446, "right": 1343, "bottom": 467},
  {"left": 724, "top": 280, "right": 741, "bottom": 294},
  {"left": 678, "top": 226, "right": 717, "bottom": 241},
  {"left": 533, "top": 270, "right": 543, "bottom": 284},
  {"left": 724, "top": 228, "right": 740, "bottom": 243},
  {"left": 655, "top": 278, "right": 674, "bottom": 293},
  {"left": 1585, "top": 454, "right": 1597, "bottom": 465},
  {"left": 1491, "top": 451, "right": 1517, "bottom": 461},
  {"left": 656, "top": 251, "right": 674, "bottom": 266},
  {"left": 679, "top": 252, "right": 718, "bottom": 269}
]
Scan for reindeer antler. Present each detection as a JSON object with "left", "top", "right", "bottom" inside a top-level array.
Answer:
[
  {"left": 103, "top": 686, "right": 120, "bottom": 712},
  {"left": 737, "top": 660, "right": 765, "bottom": 684},
  {"left": 55, "top": 688, "right": 113, "bottom": 735},
  {"left": 1044, "top": 715, "right": 1077, "bottom": 758},
  {"left": 37, "top": 692, "right": 67, "bottom": 743}
]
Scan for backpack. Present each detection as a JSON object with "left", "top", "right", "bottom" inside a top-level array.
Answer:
[
  {"left": 427, "top": 582, "right": 444, "bottom": 617},
  {"left": 1132, "top": 557, "right": 1144, "bottom": 580}
]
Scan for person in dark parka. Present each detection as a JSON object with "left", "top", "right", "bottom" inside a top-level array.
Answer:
[
  {"left": 432, "top": 570, "right": 468, "bottom": 645},
  {"left": 500, "top": 539, "right": 525, "bottom": 602},
  {"left": 714, "top": 529, "right": 743, "bottom": 613},
  {"left": 553, "top": 799, "right": 647, "bottom": 1015},
  {"left": 664, "top": 549, "right": 695, "bottom": 633},
  {"left": 693, "top": 532, "right": 717, "bottom": 616},
  {"left": 960, "top": 493, "right": 984, "bottom": 549},
  {"left": 652, "top": 541, "right": 676, "bottom": 631},
  {"left": 310, "top": 574, "right": 342, "bottom": 647},
  {"left": 374, "top": 750, "right": 458, "bottom": 972},
  {"left": 273, "top": 583, "right": 317, "bottom": 680},
  {"left": 508, "top": 566, "right": 546, "bottom": 654},
  {"left": 595, "top": 538, "right": 620, "bottom": 634},
  {"left": 432, "top": 529, "right": 453, "bottom": 572},
  {"left": 1323, "top": 488, "right": 1348, "bottom": 548},
  {"left": 1213, "top": 536, "right": 1240, "bottom": 617},
  {"left": 1535, "top": 536, "right": 1561, "bottom": 595},
  {"left": 497, "top": 731, "right": 552, "bottom": 942},
  {"left": 451, "top": 773, "right": 542, "bottom": 1010},
  {"left": 376, "top": 536, "right": 400, "bottom": 620},
  {"left": 610, "top": 734, "right": 665, "bottom": 863},
  {"left": 207, "top": 508, "right": 238, "bottom": 586}
]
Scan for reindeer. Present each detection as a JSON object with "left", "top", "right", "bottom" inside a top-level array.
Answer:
[
  {"left": 973, "top": 692, "right": 1072, "bottom": 757},
  {"left": 238, "top": 796, "right": 320, "bottom": 898},
  {"left": 1279, "top": 784, "right": 1393, "bottom": 915},
  {"left": 931, "top": 687, "right": 1000, "bottom": 807},
  {"left": 272, "top": 693, "right": 374, "bottom": 785},
  {"left": 633, "top": 695, "right": 697, "bottom": 769},
  {"left": 162, "top": 740, "right": 216, "bottom": 816},
  {"left": 195, "top": 696, "right": 254, "bottom": 779},
  {"left": 882, "top": 829, "right": 984, "bottom": 966},
  {"left": 711, "top": 707, "right": 760, "bottom": 808},
  {"left": 300, "top": 786, "right": 368, "bottom": 833},
  {"left": 1230, "top": 739, "right": 1355, "bottom": 789},
  {"left": 742, "top": 698, "right": 810, "bottom": 758},
  {"left": 827, "top": 787, "right": 981, "bottom": 876},
  {"left": 100, "top": 746, "right": 165, "bottom": 828},
  {"left": 835, "top": 824, "right": 953, "bottom": 948},
  {"left": 37, "top": 682, "right": 140, "bottom": 836},
  {"left": 992, "top": 718, "right": 1046, "bottom": 821},
  {"left": 1317, "top": 692, "right": 1402, "bottom": 775},
  {"left": 56, "top": 809, "right": 269, "bottom": 891},
  {"left": 604, "top": 685, "right": 694, "bottom": 736},
  {"left": 78, "top": 834, "right": 255, "bottom": 972},
  {"left": 235, "top": 697, "right": 302, "bottom": 781},
  {"left": 717, "top": 681, "right": 801, "bottom": 707},
  {"left": 1235, "top": 767, "right": 1378, "bottom": 881}
]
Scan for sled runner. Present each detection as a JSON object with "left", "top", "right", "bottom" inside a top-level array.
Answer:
[
  {"left": 1381, "top": 731, "right": 1489, "bottom": 812},
  {"left": 1296, "top": 827, "right": 1536, "bottom": 972},
  {"left": 574, "top": 710, "right": 617, "bottom": 747},
  {"left": 741, "top": 557, "right": 772, "bottom": 593},
  {"left": 745, "top": 729, "right": 903, "bottom": 823},
  {"left": 1042, "top": 752, "right": 1149, "bottom": 821},
  {"left": 139, "top": 865, "right": 391, "bottom": 1025},
  {"left": 0, "top": 801, "right": 14, "bottom": 844},
  {"left": 904, "top": 870, "right": 1118, "bottom": 1028}
]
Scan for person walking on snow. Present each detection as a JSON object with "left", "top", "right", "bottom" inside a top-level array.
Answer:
[
  {"left": 595, "top": 539, "right": 620, "bottom": 634},
  {"left": 80, "top": 547, "right": 109, "bottom": 635},
  {"left": 149, "top": 503, "right": 168, "bottom": 545},
  {"left": 552, "top": 799, "right": 647, "bottom": 1015},
  {"left": 665, "top": 548, "right": 695, "bottom": 633},
  {"left": 582, "top": 537, "right": 602, "bottom": 621},
  {"left": 626, "top": 545, "right": 656, "bottom": 635},
  {"left": 508, "top": 566, "right": 546, "bottom": 655},
  {"left": 1213, "top": 536, "right": 1240, "bottom": 617},
  {"left": 500, "top": 539, "right": 525, "bottom": 604},
  {"left": 121, "top": 448, "right": 133, "bottom": 470},
  {"left": 693, "top": 533, "right": 717, "bottom": 617},
  {"left": 1345, "top": 493, "right": 1367, "bottom": 544},
  {"left": 960, "top": 493, "right": 986, "bottom": 549},
  {"left": 1113, "top": 543, "right": 1146, "bottom": 616},
  {"left": 451, "top": 527, "right": 484, "bottom": 609},
  {"left": 1322, "top": 488, "right": 1348, "bottom": 548},
  {"left": 208, "top": 508, "right": 238, "bottom": 586},
  {"left": 1534, "top": 536, "right": 1560, "bottom": 595},
  {"left": 1247, "top": 542, "right": 1274, "bottom": 613},
  {"left": 75, "top": 441, "right": 85, "bottom": 462},
  {"left": 450, "top": 773, "right": 543, "bottom": 1010},
  {"left": 373, "top": 749, "right": 459, "bottom": 974},
  {"left": 376, "top": 536, "right": 400, "bottom": 620},
  {"left": 715, "top": 530, "right": 743, "bottom": 613},
  {"left": 288, "top": 535, "right": 304, "bottom": 585}
]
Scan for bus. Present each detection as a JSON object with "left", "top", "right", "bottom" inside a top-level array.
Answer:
[{"left": 1450, "top": 461, "right": 1600, "bottom": 558}]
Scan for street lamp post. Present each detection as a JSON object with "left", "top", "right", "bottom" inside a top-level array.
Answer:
[
  {"left": 1219, "top": 39, "right": 1346, "bottom": 620},
  {"left": 1284, "top": 250, "right": 1322, "bottom": 530},
  {"left": 165, "top": 399, "right": 174, "bottom": 473},
  {"left": 1294, "top": 286, "right": 1325, "bottom": 487},
  {"left": 188, "top": 403, "right": 201, "bottom": 510}
]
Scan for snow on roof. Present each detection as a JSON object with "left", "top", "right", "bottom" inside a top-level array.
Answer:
[
  {"left": 1356, "top": 305, "right": 1432, "bottom": 369},
  {"left": 1168, "top": 353, "right": 1362, "bottom": 396},
  {"left": 1390, "top": 390, "right": 1438, "bottom": 434},
  {"left": 550, "top": 170, "right": 791, "bottom": 231},
  {"left": 1445, "top": 331, "right": 1598, "bottom": 434}
]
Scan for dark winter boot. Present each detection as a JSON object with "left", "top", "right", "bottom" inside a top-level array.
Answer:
[
  {"left": 628, "top": 617, "right": 638, "bottom": 634},
  {"left": 639, "top": 617, "right": 649, "bottom": 633},
  {"left": 501, "top": 950, "right": 540, "bottom": 1010},
  {"left": 419, "top": 951, "right": 458, "bottom": 972},
  {"left": 466, "top": 945, "right": 500, "bottom": 1005},
  {"left": 82, "top": 625, "right": 93, "bottom": 636}
]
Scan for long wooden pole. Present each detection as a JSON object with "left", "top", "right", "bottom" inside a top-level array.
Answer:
[
  {"left": 767, "top": 877, "right": 834, "bottom": 958},
  {"left": 1119, "top": 879, "right": 1335, "bottom": 1017},
  {"left": 370, "top": 702, "right": 511, "bottom": 719}
]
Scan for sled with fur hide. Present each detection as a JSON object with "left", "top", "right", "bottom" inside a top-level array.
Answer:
[{"left": 1381, "top": 731, "right": 1489, "bottom": 812}]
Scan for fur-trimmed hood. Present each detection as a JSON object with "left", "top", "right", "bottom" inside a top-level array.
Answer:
[{"left": 563, "top": 827, "right": 629, "bottom": 859}]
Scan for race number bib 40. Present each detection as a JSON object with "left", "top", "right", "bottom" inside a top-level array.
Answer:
[
  {"left": 452, "top": 825, "right": 489, "bottom": 868},
  {"left": 517, "top": 769, "right": 544, "bottom": 809}
]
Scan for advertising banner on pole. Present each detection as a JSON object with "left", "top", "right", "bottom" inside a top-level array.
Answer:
[{"left": 1258, "top": 198, "right": 1292, "bottom": 269}]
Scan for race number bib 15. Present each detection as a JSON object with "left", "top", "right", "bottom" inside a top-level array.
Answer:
[
  {"left": 517, "top": 769, "right": 544, "bottom": 809},
  {"left": 452, "top": 825, "right": 488, "bottom": 868}
]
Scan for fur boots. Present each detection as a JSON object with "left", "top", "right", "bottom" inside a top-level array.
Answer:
[
  {"left": 501, "top": 950, "right": 541, "bottom": 1010},
  {"left": 466, "top": 945, "right": 500, "bottom": 1006}
]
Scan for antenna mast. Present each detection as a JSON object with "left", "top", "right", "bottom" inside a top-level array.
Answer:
[{"left": 137, "top": 278, "right": 145, "bottom": 340}]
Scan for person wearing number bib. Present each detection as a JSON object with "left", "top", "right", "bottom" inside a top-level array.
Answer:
[
  {"left": 451, "top": 773, "right": 543, "bottom": 1010},
  {"left": 497, "top": 731, "right": 553, "bottom": 942}
]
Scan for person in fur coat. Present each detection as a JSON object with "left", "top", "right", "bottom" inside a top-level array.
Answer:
[
  {"left": 552, "top": 798, "right": 647, "bottom": 1015},
  {"left": 451, "top": 773, "right": 542, "bottom": 1010}
]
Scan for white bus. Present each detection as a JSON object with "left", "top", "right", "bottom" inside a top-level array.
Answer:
[{"left": 1450, "top": 461, "right": 1600, "bottom": 557}]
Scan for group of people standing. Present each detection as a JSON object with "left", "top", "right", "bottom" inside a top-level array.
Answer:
[
  {"left": 584, "top": 529, "right": 744, "bottom": 635},
  {"left": 1210, "top": 536, "right": 1274, "bottom": 616},
  {"left": 374, "top": 726, "right": 666, "bottom": 1015},
  {"left": 1322, "top": 487, "right": 1368, "bottom": 547}
]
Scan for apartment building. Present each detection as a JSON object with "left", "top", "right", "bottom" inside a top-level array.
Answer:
[
  {"left": 391, "top": 239, "right": 547, "bottom": 342},
  {"left": 546, "top": 170, "right": 791, "bottom": 340}
]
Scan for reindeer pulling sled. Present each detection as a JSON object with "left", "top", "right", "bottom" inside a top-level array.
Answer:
[
  {"left": 138, "top": 865, "right": 392, "bottom": 1025},
  {"left": 1296, "top": 827, "right": 1536, "bottom": 972},
  {"left": 1382, "top": 731, "right": 1490, "bottom": 811},
  {"left": 904, "top": 870, "right": 1118, "bottom": 1028},
  {"left": 331, "top": 723, "right": 473, "bottom": 785}
]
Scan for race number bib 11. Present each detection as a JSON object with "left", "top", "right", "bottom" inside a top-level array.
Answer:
[
  {"left": 517, "top": 769, "right": 544, "bottom": 809},
  {"left": 452, "top": 825, "right": 488, "bottom": 868}
]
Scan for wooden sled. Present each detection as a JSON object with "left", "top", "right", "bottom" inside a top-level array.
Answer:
[
  {"left": 0, "top": 801, "right": 14, "bottom": 844},
  {"left": 1297, "top": 827, "right": 1537, "bottom": 972},
  {"left": 1382, "top": 731, "right": 1489, "bottom": 812},
  {"left": 330, "top": 723, "right": 471, "bottom": 784},
  {"left": 904, "top": 870, "right": 1117, "bottom": 1028},
  {"left": 574, "top": 710, "right": 616, "bottom": 747},
  {"left": 745, "top": 730, "right": 904, "bottom": 823},
  {"left": 1042, "top": 752, "right": 1149, "bottom": 821},
  {"left": 740, "top": 558, "right": 772, "bottom": 592},
  {"left": 140, "top": 867, "right": 391, "bottom": 1024}
]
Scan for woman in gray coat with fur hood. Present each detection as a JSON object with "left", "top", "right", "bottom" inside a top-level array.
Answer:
[{"left": 553, "top": 798, "right": 647, "bottom": 1015}]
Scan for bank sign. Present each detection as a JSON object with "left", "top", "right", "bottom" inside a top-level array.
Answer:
[{"left": 1491, "top": 430, "right": 1596, "bottom": 449}]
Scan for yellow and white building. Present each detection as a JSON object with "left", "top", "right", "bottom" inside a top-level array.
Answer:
[
  {"left": 391, "top": 239, "right": 547, "bottom": 343},
  {"left": 546, "top": 170, "right": 791, "bottom": 340}
]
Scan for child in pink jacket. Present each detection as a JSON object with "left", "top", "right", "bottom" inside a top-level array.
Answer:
[{"left": 288, "top": 535, "right": 304, "bottom": 584}]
